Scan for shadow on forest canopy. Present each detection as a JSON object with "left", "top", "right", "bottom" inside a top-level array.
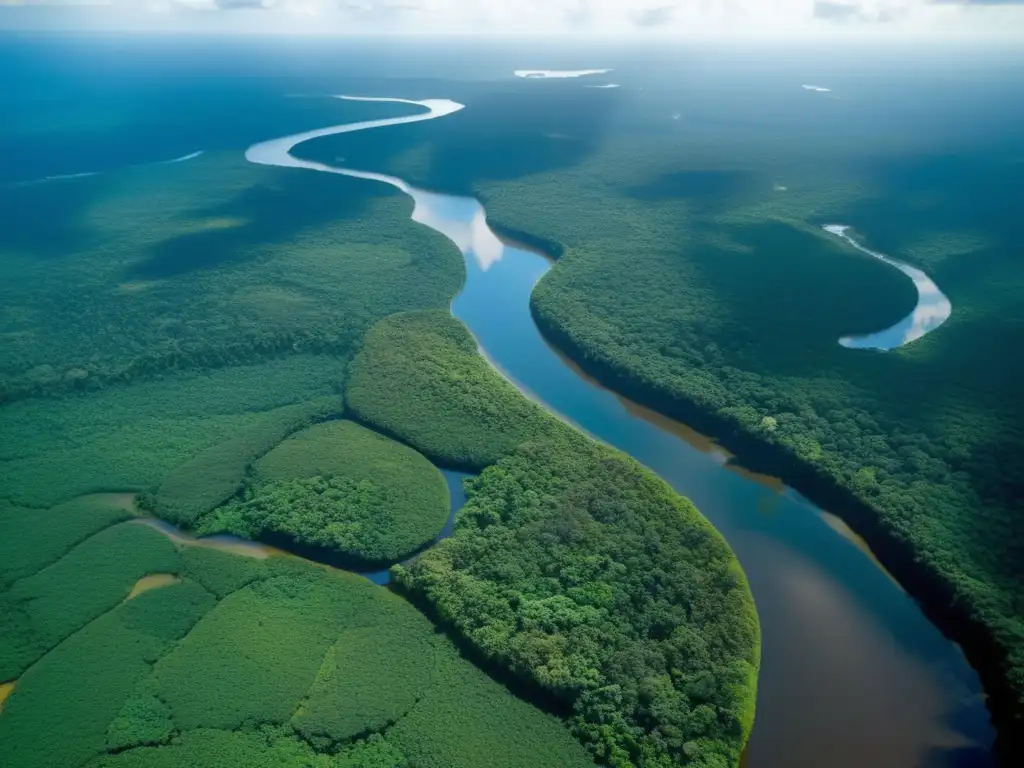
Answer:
[
  {"left": 294, "top": 82, "right": 624, "bottom": 197},
  {"left": 127, "top": 170, "right": 392, "bottom": 279},
  {"left": 0, "top": 179, "right": 107, "bottom": 261},
  {"left": 624, "top": 169, "right": 766, "bottom": 213}
]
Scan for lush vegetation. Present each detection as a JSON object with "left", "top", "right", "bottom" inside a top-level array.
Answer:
[
  {"left": 395, "top": 441, "right": 759, "bottom": 768},
  {"left": 0, "top": 356, "right": 347, "bottom": 509},
  {"left": 0, "top": 76, "right": 764, "bottom": 768},
  {"left": 501, "top": 148, "right": 1024, "bottom": 740},
  {"left": 0, "top": 147, "right": 462, "bottom": 404},
  {"left": 384, "top": 641, "right": 596, "bottom": 768},
  {"left": 344, "top": 307, "right": 758, "bottom": 765},
  {"left": 0, "top": 522, "right": 181, "bottom": 680},
  {"left": 178, "top": 546, "right": 268, "bottom": 600},
  {"left": 0, "top": 579, "right": 215, "bottom": 768},
  {"left": 155, "top": 562, "right": 382, "bottom": 731},
  {"left": 0, "top": 511, "right": 596, "bottom": 768},
  {"left": 147, "top": 398, "right": 342, "bottom": 527},
  {"left": 292, "top": 621, "right": 434, "bottom": 746},
  {"left": 86, "top": 728, "right": 408, "bottom": 768},
  {"left": 199, "top": 420, "right": 450, "bottom": 565},
  {"left": 0, "top": 494, "right": 134, "bottom": 588},
  {"left": 347, "top": 310, "right": 581, "bottom": 470},
  {"left": 379, "top": 82, "right": 1024, "bottom": 745}
]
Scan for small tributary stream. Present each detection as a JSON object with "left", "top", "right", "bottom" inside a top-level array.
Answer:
[
  {"left": 247, "top": 97, "right": 993, "bottom": 768},
  {"left": 138, "top": 468, "right": 469, "bottom": 585}
]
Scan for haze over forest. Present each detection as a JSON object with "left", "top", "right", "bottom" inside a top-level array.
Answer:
[{"left": 0, "top": 5, "right": 1021, "bottom": 768}]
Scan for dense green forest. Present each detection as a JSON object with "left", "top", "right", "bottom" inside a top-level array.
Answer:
[
  {"left": 347, "top": 310, "right": 581, "bottom": 470},
  {"left": 0, "top": 309, "right": 759, "bottom": 767},
  {"left": 0, "top": 521, "right": 595, "bottom": 768},
  {"left": 364, "top": 81, "right": 1024, "bottom": 745},
  {"left": 515, "top": 148, "right": 1024, "bottom": 742},
  {"left": 197, "top": 420, "right": 450, "bottom": 566},
  {"left": 395, "top": 440, "right": 759, "bottom": 768},
  {"left": 0, "top": 91, "right": 759, "bottom": 768},
  {"left": 351, "top": 311, "right": 759, "bottom": 766},
  {"left": 0, "top": 355, "right": 346, "bottom": 509},
  {"left": 0, "top": 151, "right": 461, "bottom": 403}
]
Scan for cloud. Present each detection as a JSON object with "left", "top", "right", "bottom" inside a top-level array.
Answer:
[
  {"left": 1, "top": 0, "right": 1024, "bottom": 35},
  {"left": 216, "top": 0, "right": 272, "bottom": 8},
  {"left": 814, "top": 1, "right": 862, "bottom": 20},
  {"left": 631, "top": 3, "right": 675, "bottom": 27}
]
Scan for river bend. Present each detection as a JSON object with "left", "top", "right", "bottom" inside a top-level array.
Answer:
[
  {"left": 246, "top": 96, "right": 993, "bottom": 768},
  {"left": 824, "top": 224, "right": 952, "bottom": 350}
]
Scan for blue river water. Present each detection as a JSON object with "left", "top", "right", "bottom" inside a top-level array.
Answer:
[
  {"left": 249, "top": 98, "right": 994, "bottom": 768},
  {"left": 450, "top": 206, "right": 992, "bottom": 768},
  {"left": 823, "top": 225, "right": 953, "bottom": 351}
]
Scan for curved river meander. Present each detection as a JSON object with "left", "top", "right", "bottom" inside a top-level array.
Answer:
[
  {"left": 823, "top": 225, "right": 952, "bottom": 350},
  {"left": 247, "top": 98, "right": 994, "bottom": 767}
]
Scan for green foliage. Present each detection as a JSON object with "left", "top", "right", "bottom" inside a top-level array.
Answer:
[
  {"left": 479, "top": 133, "right": 1024, "bottom": 727},
  {"left": 344, "top": 304, "right": 757, "bottom": 765},
  {"left": 0, "top": 494, "right": 134, "bottom": 588},
  {"left": 394, "top": 441, "right": 759, "bottom": 768},
  {"left": 153, "top": 564, "right": 377, "bottom": 731},
  {"left": 333, "top": 734, "right": 409, "bottom": 768},
  {"left": 387, "top": 645, "right": 595, "bottom": 768},
  {"left": 0, "top": 152, "right": 463, "bottom": 403},
  {"left": 0, "top": 356, "right": 347, "bottom": 509},
  {"left": 201, "top": 420, "right": 450, "bottom": 565},
  {"left": 179, "top": 546, "right": 267, "bottom": 600},
  {"left": 292, "top": 618, "right": 437, "bottom": 744},
  {"left": 0, "top": 580, "right": 215, "bottom": 768},
  {"left": 142, "top": 557, "right": 593, "bottom": 766},
  {"left": 86, "top": 727, "right": 408, "bottom": 768},
  {"left": 0, "top": 89, "right": 764, "bottom": 768},
  {"left": 149, "top": 397, "right": 342, "bottom": 527},
  {"left": 1, "top": 494, "right": 597, "bottom": 768},
  {"left": 105, "top": 678, "right": 175, "bottom": 752},
  {"left": 347, "top": 310, "right": 580, "bottom": 470},
  {"left": 0, "top": 521, "right": 181, "bottom": 680}
]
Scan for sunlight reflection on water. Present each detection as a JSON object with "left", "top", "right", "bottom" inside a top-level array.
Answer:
[{"left": 824, "top": 224, "right": 952, "bottom": 350}]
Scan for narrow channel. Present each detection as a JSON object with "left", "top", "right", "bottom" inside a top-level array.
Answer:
[
  {"left": 249, "top": 97, "right": 994, "bottom": 768},
  {"left": 137, "top": 468, "right": 470, "bottom": 586},
  {"left": 823, "top": 224, "right": 953, "bottom": 350}
]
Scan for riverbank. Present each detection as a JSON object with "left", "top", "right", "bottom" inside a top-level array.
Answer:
[{"left": 531, "top": 297, "right": 1021, "bottom": 763}]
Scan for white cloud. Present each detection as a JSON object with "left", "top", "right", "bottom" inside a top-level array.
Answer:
[{"left": 0, "top": 0, "right": 1022, "bottom": 36}]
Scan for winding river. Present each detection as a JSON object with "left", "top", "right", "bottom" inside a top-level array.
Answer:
[
  {"left": 247, "top": 98, "right": 993, "bottom": 767},
  {"left": 824, "top": 224, "right": 952, "bottom": 350}
]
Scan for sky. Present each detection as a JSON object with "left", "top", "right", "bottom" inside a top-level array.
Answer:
[{"left": 0, "top": 0, "right": 1022, "bottom": 36}]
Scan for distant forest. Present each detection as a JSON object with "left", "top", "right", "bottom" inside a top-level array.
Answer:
[{"left": 344, "top": 75, "right": 1024, "bottom": 751}]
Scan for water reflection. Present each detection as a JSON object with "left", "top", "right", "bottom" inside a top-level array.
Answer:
[
  {"left": 245, "top": 96, "right": 994, "bottom": 768},
  {"left": 450, "top": 224, "right": 992, "bottom": 768},
  {"left": 411, "top": 192, "right": 505, "bottom": 271},
  {"left": 824, "top": 224, "right": 952, "bottom": 350},
  {"left": 544, "top": 340, "right": 786, "bottom": 496},
  {"left": 247, "top": 96, "right": 510, "bottom": 271}
]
